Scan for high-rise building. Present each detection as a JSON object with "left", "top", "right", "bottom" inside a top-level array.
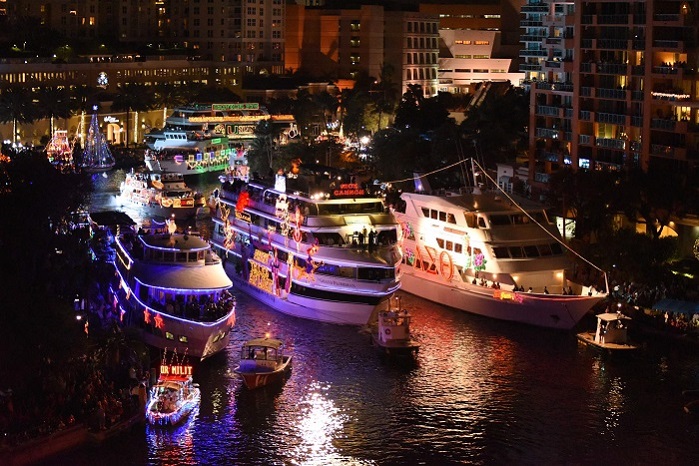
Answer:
[{"left": 521, "top": 0, "right": 699, "bottom": 185}]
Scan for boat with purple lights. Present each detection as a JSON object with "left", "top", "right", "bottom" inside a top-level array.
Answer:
[{"left": 108, "top": 216, "right": 236, "bottom": 360}]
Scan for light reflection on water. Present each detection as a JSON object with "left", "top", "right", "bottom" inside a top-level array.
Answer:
[{"left": 43, "top": 170, "right": 699, "bottom": 465}]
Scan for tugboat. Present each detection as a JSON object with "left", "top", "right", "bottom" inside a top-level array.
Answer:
[
  {"left": 234, "top": 335, "right": 292, "bottom": 390},
  {"left": 576, "top": 307, "right": 639, "bottom": 352},
  {"left": 371, "top": 295, "right": 421, "bottom": 357}
]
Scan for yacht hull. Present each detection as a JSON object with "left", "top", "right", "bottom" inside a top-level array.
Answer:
[{"left": 400, "top": 269, "right": 602, "bottom": 330}]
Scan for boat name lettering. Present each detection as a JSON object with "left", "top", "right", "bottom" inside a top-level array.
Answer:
[
  {"left": 230, "top": 125, "right": 256, "bottom": 136},
  {"left": 333, "top": 183, "right": 366, "bottom": 197},
  {"left": 190, "top": 115, "right": 270, "bottom": 123},
  {"left": 212, "top": 103, "right": 260, "bottom": 111},
  {"left": 160, "top": 364, "right": 193, "bottom": 376},
  {"left": 253, "top": 249, "right": 270, "bottom": 263},
  {"left": 493, "top": 289, "right": 524, "bottom": 303},
  {"left": 249, "top": 261, "right": 275, "bottom": 294},
  {"left": 235, "top": 211, "right": 251, "bottom": 223},
  {"left": 413, "top": 246, "right": 455, "bottom": 283}
]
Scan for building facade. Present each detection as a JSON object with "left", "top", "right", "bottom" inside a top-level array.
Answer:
[{"left": 520, "top": 0, "right": 699, "bottom": 185}]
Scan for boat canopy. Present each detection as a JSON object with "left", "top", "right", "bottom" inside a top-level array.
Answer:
[
  {"left": 244, "top": 338, "right": 283, "bottom": 349},
  {"left": 652, "top": 299, "right": 699, "bottom": 315},
  {"left": 596, "top": 312, "right": 632, "bottom": 322},
  {"left": 133, "top": 262, "right": 232, "bottom": 290}
]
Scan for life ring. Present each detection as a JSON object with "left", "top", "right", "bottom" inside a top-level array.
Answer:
[
  {"left": 384, "top": 328, "right": 391, "bottom": 335},
  {"left": 161, "top": 198, "right": 173, "bottom": 208},
  {"left": 293, "top": 229, "right": 302, "bottom": 243}
]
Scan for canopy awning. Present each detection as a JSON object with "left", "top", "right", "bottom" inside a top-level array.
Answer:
[{"left": 652, "top": 299, "right": 699, "bottom": 315}]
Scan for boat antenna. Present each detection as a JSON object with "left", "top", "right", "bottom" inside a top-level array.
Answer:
[{"left": 470, "top": 158, "right": 609, "bottom": 294}]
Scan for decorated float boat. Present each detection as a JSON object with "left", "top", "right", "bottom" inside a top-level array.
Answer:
[
  {"left": 119, "top": 169, "right": 205, "bottom": 220},
  {"left": 79, "top": 109, "right": 115, "bottom": 173},
  {"left": 45, "top": 129, "right": 75, "bottom": 173},
  {"left": 210, "top": 161, "right": 402, "bottom": 326},
  {"left": 371, "top": 295, "right": 420, "bottom": 357},
  {"left": 234, "top": 336, "right": 292, "bottom": 390},
  {"left": 108, "top": 218, "right": 236, "bottom": 360},
  {"left": 144, "top": 136, "right": 246, "bottom": 177},
  {"left": 146, "top": 357, "right": 200, "bottom": 427},
  {"left": 391, "top": 159, "right": 607, "bottom": 330}
]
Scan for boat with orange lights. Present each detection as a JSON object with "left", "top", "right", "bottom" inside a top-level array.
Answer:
[
  {"left": 108, "top": 216, "right": 236, "bottom": 360},
  {"left": 391, "top": 159, "right": 607, "bottom": 330},
  {"left": 234, "top": 337, "right": 292, "bottom": 390},
  {"left": 118, "top": 169, "right": 205, "bottom": 220}
]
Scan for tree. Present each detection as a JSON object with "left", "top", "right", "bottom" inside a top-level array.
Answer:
[
  {"left": 36, "top": 86, "right": 76, "bottom": 138},
  {"left": 247, "top": 119, "right": 285, "bottom": 176},
  {"left": 371, "top": 63, "right": 400, "bottom": 131},
  {"left": 153, "top": 83, "right": 186, "bottom": 128},
  {"left": 111, "top": 83, "right": 156, "bottom": 146},
  {"left": 0, "top": 86, "right": 38, "bottom": 144}
]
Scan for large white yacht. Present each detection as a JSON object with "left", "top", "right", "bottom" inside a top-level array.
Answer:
[
  {"left": 210, "top": 164, "right": 402, "bottom": 325},
  {"left": 109, "top": 218, "right": 237, "bottom": 360},
  {"left": 392, "top": 162, "right": 607, "bottom": 330}
]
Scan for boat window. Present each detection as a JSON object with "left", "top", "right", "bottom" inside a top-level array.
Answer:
[
  {"left": 537, "top": 244, "right": 553, "bottom": 256},
  {"left": 430, "top": 210, "right": 438, "bottom": 220},
  {"left": 523, "top": 245, "right": 539, "bottom": 257},
  {"left": 447, "top": 213, "right": 456, "bottom": 224},
  {"left": 493, "top": 246, "right": 510, "bottom": 258},
  {"left": 464, "top": 213, "right": 477, "bottom": 228},
  {"left": 550, "top": 243, "right": 563, "bottom": 255},
  {"left": 509, "top": 246, "right": 524, "bottom": 258},
  {"left": 477, "top": 216, "right": 487, "bottom": 228},
  {"left": 446, "top": 240, "right": 453, "bottom": 251},
  {"left": 512, "top": 214, "right": 530, "bottom": 224},
  {"left": 314, "top": 232, "right": 345, "bottom": 246},
  {"left": 317, "top": 202, "right": 382, "bottom": 215},
  {"left": 357, "top": 267, "right": 394, "bottom": 281},
  {"left": 198, "top": 251, "right": 205, "bottom": 260},
  {"left": 421, "top": 207, "right": 430, "bottom": 217},
  {"left": 439, "top": 211, "right": 447, "bottom": 222},
  {"left": 179, "top": 335, "right": 188, "bottom": 343},
  {"left": 436, "top": 238, "right": 445, "bottom": 248},
  {"left": 488, "top": 215, "right": 511, "bottom": 226},
  {"left": 165, "top": 332, "right": 175, "bottom": 340},
  {"left": 455, "top": 243, "right": 463, "bottom": 254},
  {"left": 177, "top": 252, "right": 188, "bottom": 262}
]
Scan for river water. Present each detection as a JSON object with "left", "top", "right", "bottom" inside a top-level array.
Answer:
[{"left": 48, "top": 170, "right": 699, "bottom": 465}]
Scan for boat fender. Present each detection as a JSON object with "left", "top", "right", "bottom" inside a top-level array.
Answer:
[{"left": 385, "top": 328, "right": 391, "bottom": 335}]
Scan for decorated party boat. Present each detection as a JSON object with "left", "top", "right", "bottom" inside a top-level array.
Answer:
[
  {"left": 45, "top": 129, "right": 75, "bottom": 173},
  {"left": 210, "top": 161, "right": 402, "bottom": 326},
  {"left": 146, "top": 354, "right": 200, "bottom": 427},
  {"left": 144, "top": 135, "right": 246, "bottom": 177},
  {"left": 109, "top": 217, "right": 236, "bottom": 360},
  {"left": 119, "top": 169, "right": 205, "bottom": 220},
  {"left": 391, "top": 159, "right": 607, "bottom": 330},
  {"left": 371, "top": 295, "right": 420, "bottom": 357}
]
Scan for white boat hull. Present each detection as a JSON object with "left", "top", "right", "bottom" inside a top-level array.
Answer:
[
  {"left": 145, "top": 158, "right": 229, "bottom": 176},
  {"left": 400, "top": 269, "right": 603, "bottom": 330},
  {"left": 229, "top": 269, "right": 381, "bottom": 326}
]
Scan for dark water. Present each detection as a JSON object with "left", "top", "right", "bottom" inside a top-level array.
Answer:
[{"left": 50, "top": 170, "right": 699, "bottom": 465}]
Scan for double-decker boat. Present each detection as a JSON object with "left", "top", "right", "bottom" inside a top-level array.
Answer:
[
  {"left": 119, "top": 169, "right": 205, "bottom": 220},
  {"left": 210, "top": 163, "right": 402, "bottom": 326},
  {"left": 109, "top": 218, "right": 237, "bottom": 360},
  {"left": 144, "top": 135, "right": 246, "bottom": 177},
  {"left": 391, "top": 160, "right": 608, "bottom": 330}
]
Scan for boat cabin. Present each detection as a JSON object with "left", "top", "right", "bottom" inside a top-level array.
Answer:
[
  {"left": 239, "top": 338, "right": 285, "bottom": 373},
  {"left": 595, "top": 312, "right": 632, "bottom": 345}
]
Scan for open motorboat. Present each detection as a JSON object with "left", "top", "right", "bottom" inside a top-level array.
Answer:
[
  {"left": 146, "top": 358, "right": 201, "bottom": 427},
  {"left": 371, "top": 295, "right": 420, "bottom": 357},
  {"left": 577, "top": 311, "right": 639, "bottom": 352},
  {"left": 234, "top": 337, "right": 292, "bottom": 390}
]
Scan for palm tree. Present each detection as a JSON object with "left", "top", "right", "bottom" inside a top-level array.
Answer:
[
  {"left": 372, "top": 63, "right": 400, "bottom": 130},
  {"left": 153, "top": 83, "right": 186, "bottom": 129},
  {"left": 111, "top": 83, "right": 156, "bottom": 146},
  {"left": 0, "top": 86, "right": 38, "bottom": 145},
  {"left": 36, "top": 86, "right": 75, "bottom": 138}
]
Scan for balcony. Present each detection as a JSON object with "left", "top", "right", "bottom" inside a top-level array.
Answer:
[
  {"left": 653, "top": 40, "right": 684, "bottom": 51},
  {"left": 543, "top": 60, "right": 562, "bottom": 69},
  {"left": 579, "top": 110, "right": 591, "bottom": 121},
  {"left": 595, "top": 138, "right": 627, "bottom": 150},
  {"left": 632, "top": 90, "right": 644, "bottom": 101},
  {"left": 596, "top": 62, "right": 628, "bottom": 75},
  {"left": 579, "top": 134, "right": 593, "bottom": 145},
  {"left": 581, "top": 39, "right": 594, "bottom": 49},
  {"left": 520, "top": 63, "right": 542, "bottom": 71},
  {"left": 521, "top": 4, "right": 549, "bottom": 13},
  {"left": 536, "top": 105, "right": 563, "bottom": 117},
  {"left": 520, "top": 49, "right": 548, "bottom": 58},
  {"left": 631, "top": 116, "right": 643, "bottom": 127},
  {"left": 595, "top": 88, "right": 628, "bottom": 100},
  {"left": 580, "top": 62, "right": 592, "bottom": 73},
  {"left": 596, "top": 112, "right": 626, "bottom": 125},
  {"left": 535, "top": 127, "right": 562, "bottom": 139},
  {"left": 597, "top": 14, "right": 631, "bottom": 25},
  {"left": 597, "top": 39, "right": 629, "bottom": 50},
  {"left": 651, "top": 118, "right": 677, "bottom": 131},
  {"left": 651, "top": 144, "right": 686, "bottom": 159},
  {"left": 631, "top": 65, "right": 645, "bottom": 75},
  {"left": 535, "top": 81, "right": 573, "bottom": 92}
]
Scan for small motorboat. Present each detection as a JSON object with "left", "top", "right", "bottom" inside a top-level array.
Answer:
[
  {"left": 576, "top": 311, "right": 639, "bottom": 352},
  {"left": 371, "top": 296, "right": 420, "bottom": 357},
  {"left": 146, "top": 359, "right": 201, "bottom": 427},
  {"left": 234, "top": 336, "right": 292, "bottom": 390}
]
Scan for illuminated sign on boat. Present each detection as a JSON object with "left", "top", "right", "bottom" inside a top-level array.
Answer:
[
  {"left": 160, "top": 364, "right": 193, "bottom": 377},
  {"left": 333, "top": 183, "right": 366, "bottom": 197},
  {"left": 235, "top": 210, "right": 252, "bottom": 223},
  {"left": 212, "top": 103, "right": 260, "bottom": 111},
  {"left": 493, "top": 289, "right": 524, "bottom": 303}
]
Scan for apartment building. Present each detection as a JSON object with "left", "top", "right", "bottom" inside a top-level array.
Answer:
[{"left": 520, "top": 0, "right": 699, "bottom": 185}]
